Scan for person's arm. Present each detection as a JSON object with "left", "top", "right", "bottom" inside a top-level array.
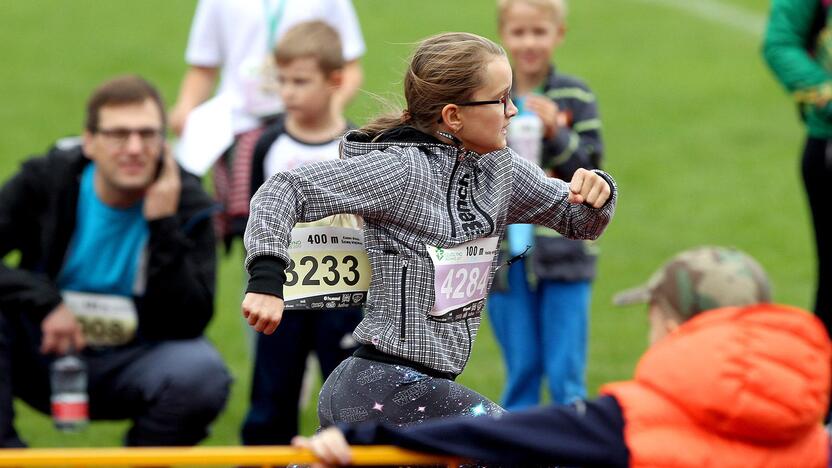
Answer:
[
  {"left": 170, "top": 0, "right": 223, "bottom": 135},
  {"left": 505, "top": 154, "right": 616, "bottom": 239},
  {"left": 530, "top": 80, "right": 603, "bottom": 180},
  {"left": 138, "top": 155, "right": 216, "bottom": 340},
  {"left": 328, "top": 0, "right": 366, "bottom": 113},
  {"left": 0, "top": 155, "right": 87, "bottom": 354},
  {"left": 763, "top": 0, "right": 832, "bottom": 106},
  {"left": 169, "top": 65, "right": 219, "bottom": 136},
  {"left": 0, "top": 157, "right": 64, "bottom": 320},
  {"left": 242, "top": 150, "right": 410, "bottom": 333},
  {"left": 331, "top": 59, "right": 363, "bottom": 114},
  {"left": 296, "top": 396, "right": 629, "bottom": 467}
]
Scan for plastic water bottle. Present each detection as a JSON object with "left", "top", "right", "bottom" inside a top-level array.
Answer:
[
  {"left": 507, "top": 97, "right": 543, "bottom": 166},
  {"left": 506, "top": 97, "right": 544, "bottom": 255},
  {"left": 50, "top": 352, "right": 89, "bottom": 431}
]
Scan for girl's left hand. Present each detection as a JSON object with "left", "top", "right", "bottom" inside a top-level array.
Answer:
[{"left": 568, "top": 168, "right": 611, "bottom": 208}]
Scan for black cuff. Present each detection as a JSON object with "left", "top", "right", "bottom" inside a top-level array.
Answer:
[
  {"left": 33, "top": 291, "right": 64, "bottom": 323},
  {"left": 246, "top": 256, "right": 287, "bottom": 298},
  {"left": 591, "top": 170, "right": 616, "bottom": 209}
]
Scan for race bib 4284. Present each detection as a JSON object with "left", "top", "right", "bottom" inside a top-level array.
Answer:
[{"left": 426, "top": 237, "right": 499, "bottom": 322}]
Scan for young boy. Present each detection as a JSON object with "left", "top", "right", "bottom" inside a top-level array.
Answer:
[
  {"left": 240, "top": 21, "right": 363, "bottom": 446},
  {"left": 489, "top": 0, "right": 604, "bottom": 408}
]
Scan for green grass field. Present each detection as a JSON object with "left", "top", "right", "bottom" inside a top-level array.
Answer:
[{"left": 0, "top": 0, "right": 812, "bottom": 448}]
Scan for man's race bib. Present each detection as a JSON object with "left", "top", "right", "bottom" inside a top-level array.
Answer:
[
  {"left": 239, "top": 55, "right": 283, "bottom": 117},
  {"left": 426, "top": 237, "right": 499, "bottom": 322},
  {"left": 61, "top": 291, "right": 137, "bottom": 347},
  {"left": 284, "top": 226, "right": 370, "bottom": 310}
]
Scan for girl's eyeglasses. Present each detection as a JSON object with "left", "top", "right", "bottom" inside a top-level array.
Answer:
[
  {"left": 458, "top": 93, "right": 511, "bottom": 114},
  {"left": 436, "top": 94, "right": 512, "bottom": 123}
]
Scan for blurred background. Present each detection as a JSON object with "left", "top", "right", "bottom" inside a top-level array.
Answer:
[{"left": 0, "top": 0, "right": 809, "bottom": 446}]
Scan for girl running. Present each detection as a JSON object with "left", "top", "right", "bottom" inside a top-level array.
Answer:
[{"left": 241, "top": 31, "right": 617, "bottom": 427}]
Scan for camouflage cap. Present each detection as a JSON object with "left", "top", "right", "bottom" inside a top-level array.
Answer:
[{"left": 612, "top": 246, "right": 772, "bottom": 320}]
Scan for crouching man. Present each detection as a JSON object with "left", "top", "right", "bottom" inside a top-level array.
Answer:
[{"left": 0, "top": 75, "right": 231, "bottom": 447}]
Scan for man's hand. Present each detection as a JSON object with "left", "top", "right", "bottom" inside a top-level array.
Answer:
[
  {"left": 143, "top": 149, "right": 181, "bottom": 221},
  {"left": 568, "top": 168, "right": 611, "bottom": 208},
  {"left": 292, "top": 427, "right": 352, "bottom": 467},
  {"left": 41, "top": 303, "right": 85, "bottom": 355},
  {"left": 242, "top": 292, "right": 285, "bottom": 335}
]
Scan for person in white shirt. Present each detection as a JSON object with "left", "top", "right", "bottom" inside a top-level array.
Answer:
[{"left": 170, "top": 0, "right": 366, "bottom": 245}]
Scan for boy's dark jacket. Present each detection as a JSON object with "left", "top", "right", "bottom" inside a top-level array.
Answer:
[
  {"left": 0, "top": 144, "right": 216, "bottom": 341},
  {"left": 498, "top": 66, "right": 603, "bottom": 287}
]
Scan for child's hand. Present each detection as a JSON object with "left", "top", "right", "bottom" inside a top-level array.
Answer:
[
  {"left": 241, "top": 292, "right": 285, "bottom": 334},
  {"left": 568, "top": 168, "right": 611, "bottom": 208},
  {"left": 524, "top": 95, "right": 560, "bottom": 139},
  {"left": 292, "top": 428, "right": 352, "bottom": 467}
]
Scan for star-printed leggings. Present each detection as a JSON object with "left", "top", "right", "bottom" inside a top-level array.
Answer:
[{"left": 318, "top": 356, "right": 505, "bottom": 427}]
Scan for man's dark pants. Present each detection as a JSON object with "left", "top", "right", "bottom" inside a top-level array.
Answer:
[{"left": 0, "top": 310, "right": 231, "bottom": 447}]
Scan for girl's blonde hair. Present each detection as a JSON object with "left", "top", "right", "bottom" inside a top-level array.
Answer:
[{"left": 360, "top": 32, "right": 506, "bottom": 139}]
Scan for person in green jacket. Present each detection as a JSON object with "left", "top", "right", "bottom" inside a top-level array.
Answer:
[{"left": 763, "top": 0, "right": 832, "bottom": 337}]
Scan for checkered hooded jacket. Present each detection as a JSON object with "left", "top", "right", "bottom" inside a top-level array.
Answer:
[{"left": 244, "top": 127, "right": 617, "bottom": 375}]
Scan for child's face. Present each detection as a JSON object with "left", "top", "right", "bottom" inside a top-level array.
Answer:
[
  {"left": 276, "top": 57, "right": 340, "bottom": 122},
  {"left": 500, "top": 2, "right": 564, "bottom": 79},
  {"left": 456, "top": 55, "right": 517, "bottom": 155}
]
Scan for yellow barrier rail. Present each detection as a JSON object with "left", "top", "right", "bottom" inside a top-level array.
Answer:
[{"left": 0, "top": 445, "right": 463, "bottom": 467}]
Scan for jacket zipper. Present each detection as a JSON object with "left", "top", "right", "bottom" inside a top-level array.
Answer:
[
  {"left": 471, "top": 169, "right": 495, "bottom": 236},
  {"left": 399, "top": 260, "right": 408, "bottom": 341},
  {"left": 445, "top": 157, "right": 461, "bottom": 238}
]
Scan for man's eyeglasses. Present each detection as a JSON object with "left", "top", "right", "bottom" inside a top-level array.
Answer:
[
  {"left": 95, "top": 127, "right": 163, "bottom": 147},
  {"left": 458, "top": 93, "right": 512, "bottom": 114}
]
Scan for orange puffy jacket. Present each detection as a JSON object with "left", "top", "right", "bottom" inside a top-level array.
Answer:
[{"left": 602, "top": 304, "right": 831, "bottom": 467}]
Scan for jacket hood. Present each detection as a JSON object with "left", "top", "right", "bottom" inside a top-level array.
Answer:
[
  {"left": 340, "top": 127, "right": 452, "bottom": 159},
  {"left": 345, "top": 126, "right": 443, "bottom": 144},
  {"left": 634, "top": 304, "right": 830, "bottom": 444},
  {"left": 340, "top": 127, "right": 513, "bottom": 163}
]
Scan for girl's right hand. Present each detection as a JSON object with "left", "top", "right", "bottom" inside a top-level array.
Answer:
[
  {"left": 567, "top": 168, "right": 611, "bottom": 208},
  {"left": 241, "top": 292, "right": 285, "bottom": 335},
  {"left": 292, "top": 427, "right": 353, "bottom": 467}
]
